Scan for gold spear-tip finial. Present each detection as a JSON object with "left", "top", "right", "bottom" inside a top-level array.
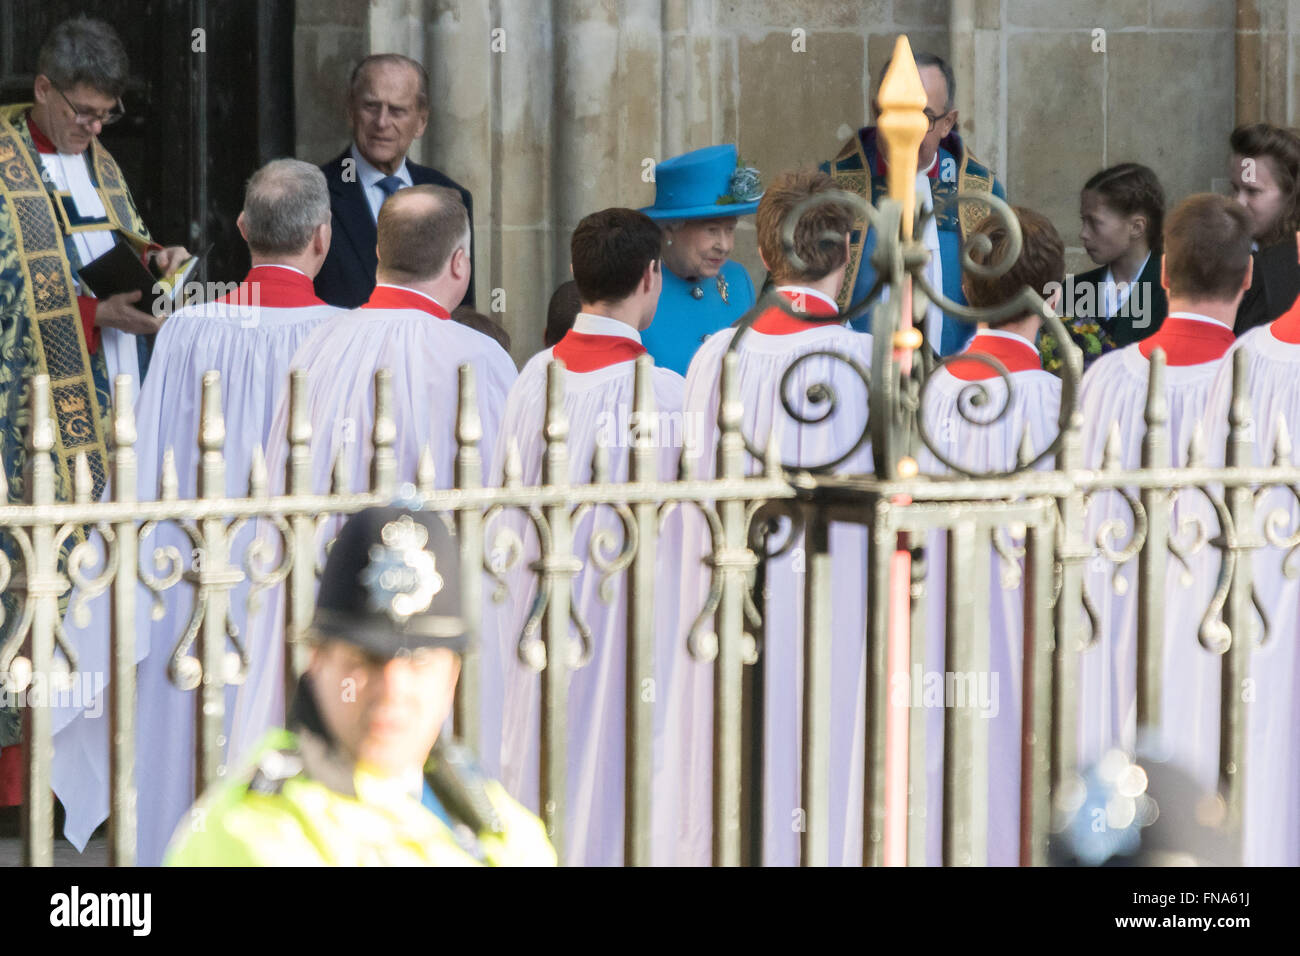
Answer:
[{"left": 877, "top": 35, "right": 929, "bottom": 241}]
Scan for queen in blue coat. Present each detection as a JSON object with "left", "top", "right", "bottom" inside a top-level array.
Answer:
[{"left": 640, "top": 144, "right": 760, "bottom": 376}]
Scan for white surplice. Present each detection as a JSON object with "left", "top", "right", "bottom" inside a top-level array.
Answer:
[
  {"left": 916, "top": 330, "right": 1062, "bottom": 866},
  {"left": 486, "top": 313, "right": 685, "bottom": 866},
  {"left": 227, "top": 285, "right": 518, "bottom": 773},
  {"left": 666, "top": 292, "right": 873, "bottom": 866},
  {"left": 1076, "top": 332, "right": 1229, "bottom": 797},
  {"left": 1200, "top": 324, "right": 1300, "bottom": 866},
  {"left": 49, "top": 266, "right": 337, "bottom": 865}
]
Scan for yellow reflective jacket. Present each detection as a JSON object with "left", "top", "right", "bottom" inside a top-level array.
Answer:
[{"left": 164, "top": 728, "right": 556, "bottom": 867}]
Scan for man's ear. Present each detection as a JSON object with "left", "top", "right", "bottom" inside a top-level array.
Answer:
[
  {"left": 942, "top": 108, "right": 959, "bottom": 137},
  {"left": 452, "top": 245, "right": 470, "bottom": 280},
  {"left": 33, "top": 74, "right": 50, "bottom": 105},
  {"left": 1131, "top": 213, "right": 1148, "bottom": 243},
  {"left": 236, "top": 211, "right": 249, "bottom": 244},
  {"left": 314, "top": 220, "right": 332, "bottom": 256},
  {"left": 1160, "top": 253, "right": 1170, "bottom": 292},
  {"left": 1243, "top": 253, "right": 1254, "bottom": 291}
]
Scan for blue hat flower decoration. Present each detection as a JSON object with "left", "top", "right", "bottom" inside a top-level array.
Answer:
[{"left": 641, "top": 144, "right": 763, "bottom": 220}]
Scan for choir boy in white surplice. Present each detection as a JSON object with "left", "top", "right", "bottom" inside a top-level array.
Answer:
[
  {"left": 1077, "top": 196, "right": 1252, "bottom": 809},
  {"left": 917, "top": 206, "right": 1064, "bottom": 866},
  {"left": 488, "top": 208, "right": 683, "bottom": 866},
  {"left": 667, "top": 169, "right": 871, "bottom": 866},
  {"left": 50, "top": 159, "right": 340, "bottom": 865},
  {"left": 1201, "top": 228, "right": 1300, "bottom": 867},
  {"left": 229, "top": 185, "right": 517, "bottom": 771}
]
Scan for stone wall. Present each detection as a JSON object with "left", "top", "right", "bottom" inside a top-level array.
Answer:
[{"left": 293, "top": 0, "right": 1299, "bottom": 363}]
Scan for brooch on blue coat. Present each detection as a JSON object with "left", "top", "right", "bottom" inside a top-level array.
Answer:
[{"left": 717, "top": 273, "right": 729, "bottom": 304}]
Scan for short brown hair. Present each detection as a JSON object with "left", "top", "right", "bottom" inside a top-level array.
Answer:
[
  {"left": 570, "top": 208, "right": 662, "bottom": 305},
  {"left": 1163, "top": 194, "right": 1253, "bottom": 302},
  {"left": 963, "top": 206, "right": 1065, "bottom": 324},
  {"left": 757, "top": 168, "right": 854, "bottom": 285},
  {"left": 376, "top": 185, "right": 468, "bottom": 283}
]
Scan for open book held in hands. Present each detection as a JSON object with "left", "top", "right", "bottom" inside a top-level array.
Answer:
[{"left": 78, "top": 237, "right": 199, "bottom": 311}]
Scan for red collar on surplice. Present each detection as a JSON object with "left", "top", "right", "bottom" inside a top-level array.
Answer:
[
  {"left": 1271, "top": 296, "right": 1300, "bottom": 344},
  {"left": 361, "top": 284, "right": 451, "bottom": 318},
  {"left": 26, "top": 113, "right": 57, "bottom": 154},
  {"left": 213, "top": 265, "right": 325, "bottom": 308},
  {"left": 552, "top": 331, "right": 647, "bottom": 372},
  {"left": 1137, "top": 314, "right": 1234, "bottom": 365},
  {"left": 946, "top": 331, "right": 1042, "bottom": 381},
  {"left": 750, "top": 287, "right": 841, "bottom": 335}
]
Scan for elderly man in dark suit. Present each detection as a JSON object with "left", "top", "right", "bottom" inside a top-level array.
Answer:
[{"left": 314, "top": 53, "right": 475, "bottom": 308}]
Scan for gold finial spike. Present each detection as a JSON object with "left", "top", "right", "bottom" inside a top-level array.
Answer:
[
  {"left": 417, "top": 444, "right": 436, "bottom": 495},
  {"left": 896, "top": 455, "right": 919, "bottom": 479},
  {"left": 592, "top": 441, "right": 610, "bottom": 484},
  {"left": 457, "top": 363, "right": 483, "bottom": 451},
  {"left": 113, "top": 374, "right": 136, "bottom": 449},
  {"left": 161, "top": 447, "right": 178, "bottom": 501},
  {"left": 288, "top": 369, "right": 311, "bottom": 449},
  {"left": 1018, "top": 425, "right": 1036, "bottom": 469},
  {"left": 678, "top": 447, "right": 696, "bottom": 481},
  {"left": 1188, "top": 420, "right": 1206, "bottom": 467},
  {"left": 73, "top": 451, "right": 92, "bottom": 504},
  {"left": 199, "top": 370, "right": 225, "bottom": 454},
  {"left": 765, "top": 422, "right": 783, "bottom": 479},
  {"left": 877, "top": 35, "right": 929, "bottom": 240},
  {"left": 30, "top": 374, "right": 53, "bottom": 455},
  {"left": 1102, "top": 422, "right": 1124, "bottom": 471},
  {"left": 1274, "top": 413, "right": 1293, "bottom": 466},
  {"left": 543, "top": 360, "right": 570, "bottom": 487},
  {"left": 249, "top": 443, "right": 268, "bottom": 498},
  {"left": 331, "top": 446, "right": 350, "bottom": 495},
  {"left": 504, "top": 438, "right": 523, "bottom": 488}
]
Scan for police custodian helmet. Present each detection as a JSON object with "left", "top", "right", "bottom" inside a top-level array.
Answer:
[{"left": 311, "top": 506, "right": 467, "bottom": 658}]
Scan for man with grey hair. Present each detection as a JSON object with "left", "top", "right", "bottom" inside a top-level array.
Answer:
[
  {"left": 314, "top": 52, "right": 476, "bottom": 309},
  {"left": 50, "top": 157, "right": 339, "bottom": 866},
  {"left": 0, "top": 13, "right": 192, "bottom": 804},
  {"left": 823, "top": 49, "right": 1006, "bottom": 356}
]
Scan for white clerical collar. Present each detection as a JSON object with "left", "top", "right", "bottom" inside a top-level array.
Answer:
[
  {"left": 919, "top": 152, "right": 938, "bottom": 177},
  {"left": 1103, "top": 250, "right": 1151, "bottom": 289},
  {"left": 375, "top": 283, "right": 447, "bottom": 311},
  {"left": 573, "top": 312, "right": 643, "bottom": 343},
  {"left": 975, "top": 326, "right": 1041, "bottom": 355},
  {"left": 775, "top": 286, "right": 840, "bottom": 314},
  {"left": 351, "top": 142, "right": 412, "bottom": 189},
  {"left": 1166, "top": 311, "right": 1229, "bottom": 328},
  {"left": 249, "top": 263, "right": 310, "bottom": 279}
]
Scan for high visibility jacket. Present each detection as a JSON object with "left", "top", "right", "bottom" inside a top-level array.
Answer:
[{"left": 164, "top": 729, "right": 556, "bottom": 867}]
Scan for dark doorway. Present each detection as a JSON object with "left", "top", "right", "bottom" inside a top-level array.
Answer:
[{"left": 0, "top": 0, "right": 296, "bottom": 283}]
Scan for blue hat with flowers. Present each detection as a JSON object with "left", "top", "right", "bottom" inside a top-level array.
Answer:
[{"left": 641, "top": 144, "right": 763, "bottom": 220}]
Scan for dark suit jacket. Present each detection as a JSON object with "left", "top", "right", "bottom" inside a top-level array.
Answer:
[
  {"left": 1235, "top": 234, "right": 1300, "bottom": 336},
  {"left": 314, "top": 147, "right": 476, "bottom": 309},
  {"left": 1071, "top": 254, "right": 1168, "bottom": 347}
]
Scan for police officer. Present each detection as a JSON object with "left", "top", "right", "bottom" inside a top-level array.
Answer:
[{"left": 164, "top": 506, "right": 556, "bottom": 866}]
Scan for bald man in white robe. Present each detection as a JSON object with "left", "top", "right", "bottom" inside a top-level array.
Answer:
[{"left": 229, "top": 184, "right": 516, "bottom": 771}]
